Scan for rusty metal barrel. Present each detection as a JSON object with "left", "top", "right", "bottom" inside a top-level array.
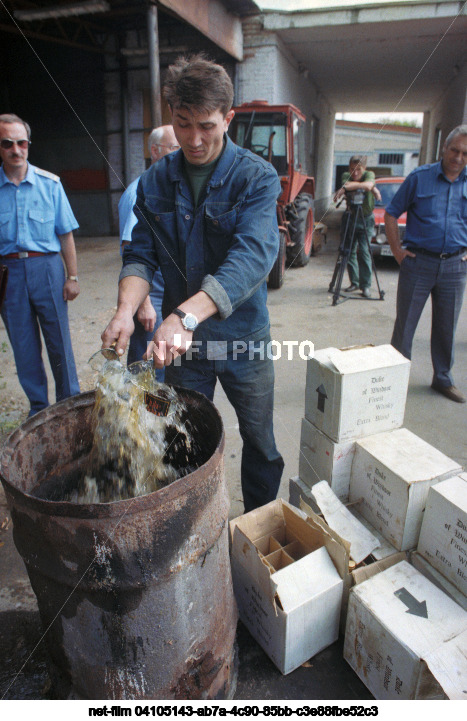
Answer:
[{"left": 0, "top": 390, "right": 238, "bottom": 700}]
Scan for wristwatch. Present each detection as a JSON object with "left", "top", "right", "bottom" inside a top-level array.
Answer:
[
  {"left": 67, "top": 275, "right": 79, "bottom": 281},
  {"left": 173, "top": 308, "right": 199, "bottom": 331}
]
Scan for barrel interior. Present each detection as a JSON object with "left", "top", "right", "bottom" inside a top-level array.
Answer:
[{"left": 1, "top": 388, "right": 223, "bottom": 504}]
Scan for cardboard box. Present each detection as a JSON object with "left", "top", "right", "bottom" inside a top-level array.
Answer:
[
  {"left": 411, "top": 551, "right": 467, "bottom": 611},
  {"left": 289, "top": 475, "right": 320, "bottom": 514},
  {"left": 350, "top": 428, "right": 462, "bottom": 550},
  {"left": 344, "top": 560, "right": 467, "bottom": 699},
  {"left": 309, "top": 481, "right": 380, "bottom": 564},
  {"left": 304, "top": 344, "right": 410, "bottom": 443},
  {"left": 417, "top": 475, "right": 467, "bottom": 597},
  {"left": 299, "top": 417, "right": 355, "bottom": 501},
  {"left": 230, "top": 499, "right": 347, "bottom": 674}
]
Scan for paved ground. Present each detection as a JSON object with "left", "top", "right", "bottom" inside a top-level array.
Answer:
[{"left": 0, "top": 207, "right": 465, "bottom": 701}]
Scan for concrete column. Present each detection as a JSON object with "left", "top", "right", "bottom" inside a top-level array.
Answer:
[
  {"left": 314, "top": 110, "right": 336, "bottom": 220},
  {"left": 419, "top": 111, "right": 431, "bottom": 165},
  {"left": 147, "top": 5, "right": 162, "bottom": 129}
]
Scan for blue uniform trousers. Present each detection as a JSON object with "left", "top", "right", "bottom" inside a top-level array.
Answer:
[
  {"left": 127, "top": 271, "right": 165, "bottom": 382},
  {"left": 0, "top": 253, "right": 80, "bottom": 415},
  {"left": 391, "top": 252, "right": 467, "bottom": 387},
  {"left": 165, "top": 346, "right": 284, "bottom": 512}
]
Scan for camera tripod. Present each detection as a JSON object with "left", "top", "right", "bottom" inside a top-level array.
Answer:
[{"left": 328, "top": 201, "right": 385, "bottom": 306}]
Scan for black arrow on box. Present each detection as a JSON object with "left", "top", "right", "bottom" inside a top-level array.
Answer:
[
  {"left": 316, "top": 384, "right": 328, "bottom": 412},
  {"left": 394, "top": 587, "right": 428, "bottom": 618}
]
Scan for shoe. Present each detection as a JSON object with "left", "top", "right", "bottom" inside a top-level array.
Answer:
[
  {"left": 431, "top": 383, "right": 466, "bottom": 403},
  {"left": 361, "top": 287, "right": 371, "bottom": 298},
  {"left": 345, "top": 284, "right": 359, "bottom": 292}
]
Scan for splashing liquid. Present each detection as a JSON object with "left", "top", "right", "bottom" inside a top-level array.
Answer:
[{"left": 66, "top": 360, "right": 200, "bottom": 503}]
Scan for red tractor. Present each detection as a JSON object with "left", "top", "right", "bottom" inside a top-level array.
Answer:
[{"left": 229, "top": 100, "right": 316, "bottom": 288}]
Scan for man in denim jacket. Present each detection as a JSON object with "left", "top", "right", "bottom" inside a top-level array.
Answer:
[{"left": 103, "top": 55, "right": 284, "bottom": 511}]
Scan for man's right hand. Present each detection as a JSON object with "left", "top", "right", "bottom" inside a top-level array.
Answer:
[
  {"left": 384, "top": 211, "right": 416, "bottom": 266},
  {"left": 101, "top": 310, "right": 135, "bottom": 356},
  {"left": 392, "top": 245, "right": 416, "bottom": 266}
]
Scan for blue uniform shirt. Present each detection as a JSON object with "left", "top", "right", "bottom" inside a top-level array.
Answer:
[
  {"left": 118, "top": 176, "right": 140, "bottom": 256},
  {"left": 386, "top": 161, "right": 467, "bottom": 253},
  {"left": 121, "top": 134, "right": 281, "bottom": 355},
  {"left": 0, "top": 162, "right": 78, "bottom": 255}
]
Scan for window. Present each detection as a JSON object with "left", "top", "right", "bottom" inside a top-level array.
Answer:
[{"left": 379, "top": 153, "right": 404, "bottom": 165}]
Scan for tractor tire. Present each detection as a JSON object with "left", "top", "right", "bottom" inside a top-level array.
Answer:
[
  {"left": 286, "top": 193, "right": 314, "bottom": 267},
  {"left": 268, "top": 230, "right": 286, "bottom": 289}
]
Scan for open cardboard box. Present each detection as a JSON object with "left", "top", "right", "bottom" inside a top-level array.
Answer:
[{"left": 229, "top": 499, "right": 349, "bottom": 674}]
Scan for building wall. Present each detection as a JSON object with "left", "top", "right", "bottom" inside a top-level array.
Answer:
[
  {"left": 421, "top": 63, "right": 467, "bottom": 164},
  {"left": 333, "top": 122, "right": 421, "bottom": 187},
  {"left": 237, "top": 17, "right": 336, "bottom": 213},
  {"left": 2, "top": 36, "right": 110, "bottom": 236}
]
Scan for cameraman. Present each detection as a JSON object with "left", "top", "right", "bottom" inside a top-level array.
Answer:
[{"left": 334, "top": 155, "right": 381, "bottom": 298}]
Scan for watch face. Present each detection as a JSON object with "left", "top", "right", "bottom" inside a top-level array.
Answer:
[{"left": 183, "top": 313, "right": 198, "bottom": 331}]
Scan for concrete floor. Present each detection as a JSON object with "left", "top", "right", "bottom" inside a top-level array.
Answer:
[{"left": 0, "top": 207, "right": 465, "bottom": 700}]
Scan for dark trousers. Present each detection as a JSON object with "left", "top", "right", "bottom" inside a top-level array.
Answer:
[
  {"left": 165, "top": 347, "right": 284, "bottom": 512},
  {"left": 391, "top": 252, "right": 467, "bottom": 387}
]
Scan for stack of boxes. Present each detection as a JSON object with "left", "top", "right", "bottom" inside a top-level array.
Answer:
[
  {"left": 288, "top": 343, "right": 467, "bottom": 698},
  {"left": 229, "top": 343, "right": 467, "bottom": 697},
  {"left": 290, "top": 344, "right": 462, "bottom": 557}
]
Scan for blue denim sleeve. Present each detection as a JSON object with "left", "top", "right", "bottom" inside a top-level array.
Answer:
[
  {"left": 202, "top": 167, "right": 281, "bottom": 316},
  {"left": 386, "top": 172, "right": 415, "bottom": 219},
  {"left": 120, "top": 177, "right": 160, "bottom": 284}
]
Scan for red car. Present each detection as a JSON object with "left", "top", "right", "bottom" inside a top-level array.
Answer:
[{"left": 371, "top": 177, "right": 407, "bottom": 257}]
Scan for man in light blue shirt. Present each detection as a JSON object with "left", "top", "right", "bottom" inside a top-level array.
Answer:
[
  {"left": 0, "top": 113, "right": 80, "bottom": 416},
  {"left": 118, "top": 125, "right": 179, "bottom": 379},
  {"left": 385, "top": 124, "right": 467, "bottom": 403}
]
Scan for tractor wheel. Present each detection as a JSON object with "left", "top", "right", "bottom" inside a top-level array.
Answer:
[
  {"left": 268, "top": 230, "right": 286, "bottom": 289},
  {"left": 286, "top": 193, "right": 314, "bottom": 267}
]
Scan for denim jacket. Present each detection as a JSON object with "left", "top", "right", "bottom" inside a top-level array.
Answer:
[{"left": 121, "top": 134, "right": 281, "bottom": 355}]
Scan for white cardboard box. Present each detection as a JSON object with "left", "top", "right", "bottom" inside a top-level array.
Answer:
[
  {"left": 350, "top": 428, "right": 462, "bottom": 550},
  {"left": 229, "top": 499, "right": 347, "bottom": 674},
  {"left": 417, "top": 475, "right": 467, "bottom": 597},
  {"left": 344, "top": 560, "right": 467, "bottom": 699},
  {"left": 411, "top": 551, "right": 467, "bottom": 611},
  {"left": 304, "top": 344, "right": 410, "bottom": 443},
  {"left": 299, "top": 417, "right": 355, "bottom": 501}
]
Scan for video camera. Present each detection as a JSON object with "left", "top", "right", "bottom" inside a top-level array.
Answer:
[{"left": 344, "top": 187, "right": 365, "bottom": 208}]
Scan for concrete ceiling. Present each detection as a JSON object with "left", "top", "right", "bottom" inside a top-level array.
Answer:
[{"left": 262, "top": 3, "right": 467, "bottom": 113}]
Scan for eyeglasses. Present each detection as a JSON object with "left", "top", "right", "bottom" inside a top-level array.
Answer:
[
  {"left": 154, "top": 143, "right": 180, "bottom": 152},
  {"left": 0, "top": 138, "right": 31, "bottom": 150}
]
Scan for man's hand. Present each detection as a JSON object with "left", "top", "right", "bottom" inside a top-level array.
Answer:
[
  {"left": 137, "top": 295, "right": 157, "bottom": 332},
  {"left": 101, "top": 276, "right": 151, "bottom": 354},
  {"left": 384, "top": 211, "right": 415, "bottom": 265},
  {"left": 334, "top": 187, "right": 345, "bottom": 203},
  {"left": 145, "top": 314, "right": 193, "bottom": 368},
  {"left": 101, "top": 308, "right": 135, "bottom": 356},
  {"left": 371, "top": 185, "right": 382, "bottom": 202},
  {"left": 392, "top": 245, "right": 416, "bottom": 265},
  {"left": 63, "top": 278, "right": 80, "bottom": 301}
]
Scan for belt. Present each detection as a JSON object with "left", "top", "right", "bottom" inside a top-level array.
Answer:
[
  {"left": 406, "top": 246, "right": 467, "bottom": 260},
  {"left": 0, "top": 251, "right": 53, "bottom": 259}
]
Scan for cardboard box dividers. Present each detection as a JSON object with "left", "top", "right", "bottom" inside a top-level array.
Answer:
[{"left": 230, "top": 499, "right": 350, "bottom": 674}]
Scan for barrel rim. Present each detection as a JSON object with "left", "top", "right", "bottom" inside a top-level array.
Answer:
[{"left": 0, "top": 388, "right": 225, "bottom": 518}]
